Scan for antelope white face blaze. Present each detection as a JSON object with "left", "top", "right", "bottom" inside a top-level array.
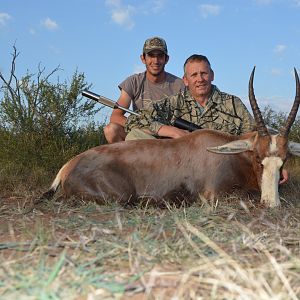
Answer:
[
  {"left": 261, "top": 156, "right": 283, "bottom": 207},
  {"left": 269, "top": 135, "right": 278, "bottom": 154}
]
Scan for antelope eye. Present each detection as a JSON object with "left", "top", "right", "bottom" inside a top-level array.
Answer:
[{"left": 256, "top": 155, "right": 262, "bottom": 163}]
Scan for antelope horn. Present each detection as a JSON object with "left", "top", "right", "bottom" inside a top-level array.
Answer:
[
  {"left": 279, "top": 68, "right": 300, "bottom": 137},
  {"left": 249, "top": 66, "right": 269, "bottom": 136}
]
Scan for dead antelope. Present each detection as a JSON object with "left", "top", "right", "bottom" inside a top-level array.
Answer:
[{"left": 42, "top": 67, "right": 300, "bottom": 208}]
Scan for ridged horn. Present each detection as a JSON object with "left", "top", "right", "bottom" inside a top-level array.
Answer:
[
  {"left": 248, "top": 66, "right": 269, "bottom": 136},
  {"left": 279, "top": 68, "right": 300, "bottom": 137}
]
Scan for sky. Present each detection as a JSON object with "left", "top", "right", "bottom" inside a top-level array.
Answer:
[{"left": 1, "top": 0, "right": 300, "bottom": 122}]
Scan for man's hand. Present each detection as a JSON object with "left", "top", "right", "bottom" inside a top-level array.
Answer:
[
  {"left": 158, "top": 125, "right": 189, "bottom": 139},
  {"left": 279, "top": 168, "right": 288, "bottom": 185}
]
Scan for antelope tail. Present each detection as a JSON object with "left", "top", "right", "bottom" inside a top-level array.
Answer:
[{"left": 39, "top": 163, "right": 68, "bottom": 201}]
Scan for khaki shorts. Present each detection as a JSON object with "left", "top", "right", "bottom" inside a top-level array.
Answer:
[{"left": 125, "top": 128, "right": 156, "bottom": 141}]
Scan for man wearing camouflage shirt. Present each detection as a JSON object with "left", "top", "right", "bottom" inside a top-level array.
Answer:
[
  {"left": 125, "top": 54, "right": 289, "bottom": 184},
  {"left": 125, "top": 54, "right": 254, "bottom": 139}
]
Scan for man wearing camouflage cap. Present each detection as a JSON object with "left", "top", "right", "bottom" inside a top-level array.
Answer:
[{"left": 104, "top": 36, "right": 185, "bottom": 143}]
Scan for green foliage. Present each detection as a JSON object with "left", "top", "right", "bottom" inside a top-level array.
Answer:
[
  {"left": 261, "top": 106, "right": 300, "bottom": 166},
  {"left": 0, "top": 123, "right": 104, "bottom": 180},
  {"left": 0, "top": 47, "right": 106, "bottom": 189},
  {"left": 262, "top": 105, "right": 300, "bottom": 143},
  {"left": 0, "top": 67, "right": 99, "bottom": 135}
]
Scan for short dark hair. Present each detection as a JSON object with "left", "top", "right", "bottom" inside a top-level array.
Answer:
[
  {"left": 142, "top": 52, "right": 169, "bottom": 59},
  {"left": 183, "top": 54, "right": 211, "bottom": 73}
]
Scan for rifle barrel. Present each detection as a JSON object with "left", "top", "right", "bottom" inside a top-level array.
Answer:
[{"left": 82, "top": 90, "right": 139, "bottom": 116}]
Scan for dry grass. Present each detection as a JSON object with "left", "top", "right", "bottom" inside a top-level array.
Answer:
[{"left": 1, "top": 173, "right": 300, "bottom": 299}]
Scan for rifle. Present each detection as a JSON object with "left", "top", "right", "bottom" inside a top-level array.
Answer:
[{"left": 82, "top": 90, "right": 201, "bottom": 132}]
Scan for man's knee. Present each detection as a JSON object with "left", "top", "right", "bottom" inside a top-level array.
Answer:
[
  {"left": 104, "top": 123, "right": 126, "bottom": 143},
  {"left": 125, "top": 128, "right": 156, "bottom": 141}
]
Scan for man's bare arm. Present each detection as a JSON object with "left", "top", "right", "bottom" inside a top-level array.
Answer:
[
  {"left": 157, "top": 125, "right": 189, "bottom": 139},
  {"left": 109, "top": 89, "right": 132, "bottom": 127}
]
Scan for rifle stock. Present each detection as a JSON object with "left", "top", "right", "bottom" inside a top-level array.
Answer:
[
  {"left": 82, "top": 89, "right": 200, "bottom": 132},
  {"left": 173, "top": 118, "right": 201, "bottom": 132}
]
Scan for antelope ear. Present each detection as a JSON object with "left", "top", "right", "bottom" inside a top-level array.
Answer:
[
  {"left": 288, "top": 141, "right": 300, "bottom": 157},
  {"left": 207, "top": 139, "right": 253, "bottom": 154}
]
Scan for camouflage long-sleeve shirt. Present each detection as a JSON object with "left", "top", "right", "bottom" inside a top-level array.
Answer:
[{"left": 125, "top": 85, "right": 255, "bottom": 136}]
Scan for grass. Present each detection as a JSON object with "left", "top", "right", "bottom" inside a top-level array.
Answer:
[{"left": 1, "top": 184, "right": 300, "bottom": 300}]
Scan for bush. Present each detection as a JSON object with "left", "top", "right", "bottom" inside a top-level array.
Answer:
[
  {"left": 0, "top": 46, "right": 106, "bottom": 190},
  {"left": 262, "top": 105, "right": 300, "bottom": 143}
]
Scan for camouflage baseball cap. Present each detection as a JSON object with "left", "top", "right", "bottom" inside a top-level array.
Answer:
[{"left": 143, "top": 37, "right": 168, "bottom": 55}]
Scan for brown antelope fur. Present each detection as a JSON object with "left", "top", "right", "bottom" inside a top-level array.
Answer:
[{"left": 41, "top": 68, "right": 300, "bottom": 208}]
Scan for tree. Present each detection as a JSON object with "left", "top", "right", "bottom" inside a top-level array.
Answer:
[
  {"left": 0, "top": 45, "right": 100, "bottom": 137},
  {"left": 261, "top": 105, "right": 300, "bottom": 143},
  {"left": 0, "top": 46, "right": 104, "bottom": 186}
]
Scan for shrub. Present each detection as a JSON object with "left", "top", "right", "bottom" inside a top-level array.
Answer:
[{"left": 0, "top": 46, "right": 105, "bottom": 190}]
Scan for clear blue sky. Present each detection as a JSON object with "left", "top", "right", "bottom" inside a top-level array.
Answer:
[{"left": 1, "top": 0, "right": 300, "bottom": 122}]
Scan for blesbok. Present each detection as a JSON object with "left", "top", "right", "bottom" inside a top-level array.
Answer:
[{"left": 42, "top": 67, "right": 300, "bottom": 208}]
